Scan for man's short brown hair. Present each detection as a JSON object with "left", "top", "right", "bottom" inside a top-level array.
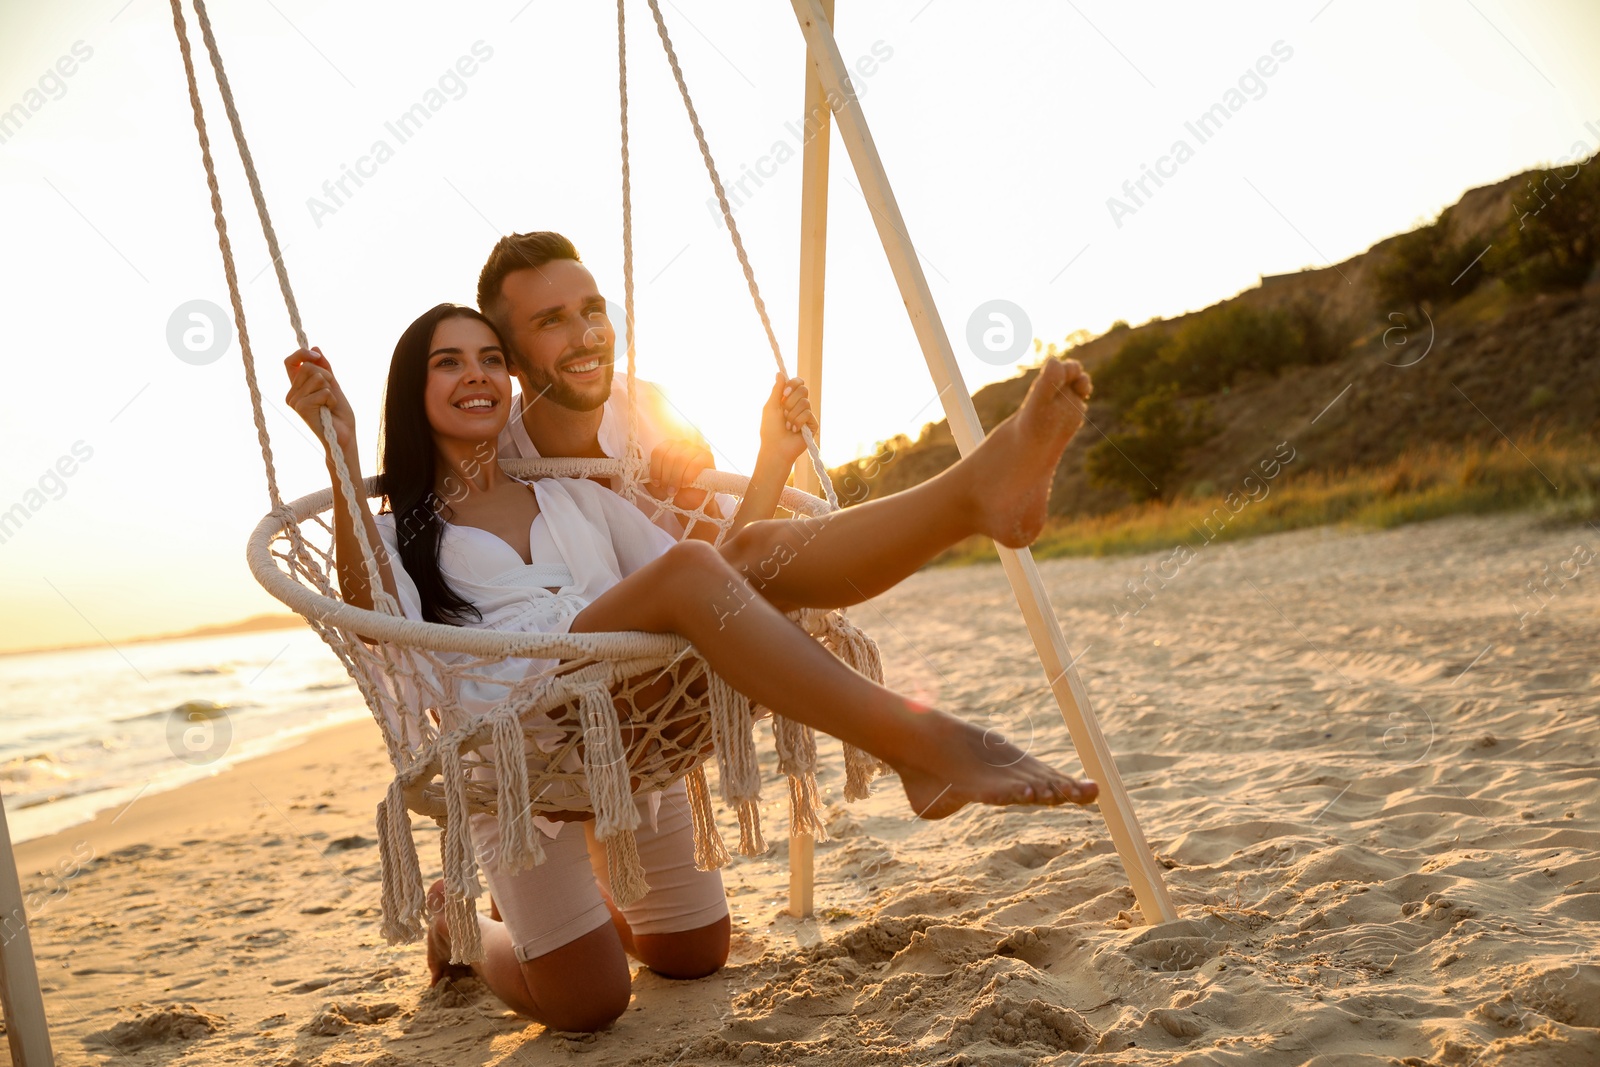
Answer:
[{"left": 476, "top": 231, "right": 582, "bottom": 326}]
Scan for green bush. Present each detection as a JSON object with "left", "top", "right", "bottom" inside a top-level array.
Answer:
[
  {"left": 1161, "top": 304, "right": 1303, "bottom": 393},
  {"left": 1093, "top": 329, "right": 1170, "bottom": 403},
  {"left": 1085, "top": 385, "right": 1213, "bottom": 502},
  {"left": 1086, "top": 301, "right": 1341, "bottom": 501},
  {"left": 1372, "top": 207, "right": 1487, "bottom": 321},
  {"left": 1287, "top": 297, "right": 1352, "bottom": 366},
  {"left": 1095, "top": 302, "right": 1331, "bottom": 406},
  {"left": 1494, "top": 155, "right": 1600, "bottom": 292}
]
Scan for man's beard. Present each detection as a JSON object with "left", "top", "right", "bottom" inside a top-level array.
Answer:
[{"left": 524, "top": 349, "right": 615, "bottom": 413}]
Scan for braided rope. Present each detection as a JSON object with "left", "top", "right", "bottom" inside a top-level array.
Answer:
[
  {"left": 166, "top": 0, "right": 295, "bottom": 529},
  {"left": 617, "top": 0, "right": 643, "bottom": 499},
  {"left": 192, "top": 0, "right": 307, "bottom": 351},
  {"left": 173, "top": 0, "right": 398, "bottom": 617},
  {"left": 643, "top": 0, "right": 838, "bottom": 508}
]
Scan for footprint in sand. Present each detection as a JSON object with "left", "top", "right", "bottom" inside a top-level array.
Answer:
[
  {"left": 322, "top": 834, "right": 376, "bottom": 854},
  {"left": 299, "top": 1001, "right": 401, "bottom": 1036},
  {"left": 1144, "top": 1007, "right": 1208, "bottom": 1041},
  {"left": 946, "top": 994, "right": 1094, "bottom": 1054},
  {"left": 85, "top": 1006, "right": 224, "bottom": 1053}
]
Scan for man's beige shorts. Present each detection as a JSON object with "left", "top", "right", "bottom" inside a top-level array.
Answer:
[{"left": 470, "top": 777, "right": 729, "bottom": 962}]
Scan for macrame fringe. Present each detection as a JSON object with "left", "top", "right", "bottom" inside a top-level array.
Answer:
[
  {"left": 606, "top": 827, "right": 651, "bottom": 908},
  {"left": 573, "top": 681, "right": 652, "bottom": 903},
  {"left": 773, "top": 715, "right": 828, "bottom": 841},
  {"left": 735, "top": 797, "right": 766, "bottom": 856},
  {"left": 491, "top": 709, "right": 543, "bottom": 873},
  {"left": 842, "top": 744, "right": 882, "bottom": 802},
  {"left": 709, "top": 673, "right": 760, "bottom": 804},
  {"left": 439, "top": 743, "right": 485, "bottom": 963},
  {"left": 575, "top": 682, "right": 641, "bottom": 838},
  {"left": 445, "top": 891, "right": 482, "bottom": 965},
  {"left": 376, "top": 781, "right": 427, "bottom": 944},
  {"left": 439, "top": 746, "right": 482, "bottom": 898},
  {"left": 772, "top": 713, "right": 815, "bottom": 778},
  {"left": 685, "top": 764, "right": 730, "bottom": 871},
  {"left": 825, "top": 613, "right": 894, "bottom": 800},
  {"left": 827, "top": 611, "right": 886, "bottom": 684},
  {"left": 786, "top": 769, "right": 828, "bottom": 840},
  {"left": 710, "top": 672, "right": 765, "bottom": 853}
]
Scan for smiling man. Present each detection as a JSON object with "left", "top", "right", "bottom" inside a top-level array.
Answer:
[{"left": 475, "top": 231, "right": 738, "bottom": 536}]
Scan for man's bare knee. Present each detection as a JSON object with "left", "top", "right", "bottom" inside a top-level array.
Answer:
[
  {"left": 519, "top": 963, "right": 631, "bottom": 1032},
  {"left": 519, "top": 927, "right": 633, "bottom": 1033},
  {"left": 539, "top": 991, "right": 630, "bottom": 1034},
  {"left": 660, "top": 539, "right": 732, "bottom": 591},
  {"left": 637, "top": 914, "right": 731, "bottom": 980}
]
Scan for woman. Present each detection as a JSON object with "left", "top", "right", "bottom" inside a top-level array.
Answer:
[{"left": 285, "top": 302, "right": 1098, "bottom": 1032}]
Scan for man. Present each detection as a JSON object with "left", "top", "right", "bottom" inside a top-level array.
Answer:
[
  {"left": 465, "top": 231, "right": 814, "bottom": 1006},
  {"left": 478, "top": 231, "right": 802, "bottom": 537}
]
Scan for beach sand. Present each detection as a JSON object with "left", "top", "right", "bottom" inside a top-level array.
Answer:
[{"left": 15, "top": 511, "right": 1599, "bottom": 1066}]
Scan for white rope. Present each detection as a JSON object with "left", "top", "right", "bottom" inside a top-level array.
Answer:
[
  {"left": 642, "top": 0, "right": 839, "bottom": 508},
  {"left": 165, "top": 0, "right": 311, "bottom": 579},
  {"left": 173, "top": 0, "right": 399, "bottom": 618},
  {"left": 617, "top": 0, "right": 644, "bottom": 498},
  {"left": 191, "top": 0, "right": 306, "bottom": 352}
]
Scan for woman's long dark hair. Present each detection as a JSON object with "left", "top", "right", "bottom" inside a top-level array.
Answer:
[{"left": 377, "top": 303, "right": 506, "bottom": 625}]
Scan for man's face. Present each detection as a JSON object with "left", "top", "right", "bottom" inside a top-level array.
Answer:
[{"left": 497, "top": 260, "right": 614, "bottom": 413}]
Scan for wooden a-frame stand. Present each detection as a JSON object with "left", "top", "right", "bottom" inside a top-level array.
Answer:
[
  {"left": 783, "top": 0, "right": 1176, "bottom": 926},
  {"left": 0, "top": 802, "right": 54, "bottom": 1064}
]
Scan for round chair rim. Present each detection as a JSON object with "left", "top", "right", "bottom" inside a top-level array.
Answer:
[{"left": 245, "top": 458, "right": 835, "bottom": 658}]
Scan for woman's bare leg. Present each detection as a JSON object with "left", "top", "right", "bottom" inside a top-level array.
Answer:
[
  {"left": 718, "top": 357, "right": 1092, "bottom": 612},
  {"left": 571, "top": 540, "right": 1096, "bottom": 819}
]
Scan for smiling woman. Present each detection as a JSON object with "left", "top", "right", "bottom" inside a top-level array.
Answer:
[{"left": 284, "top": 303, "right": 612, "bottom": 630}]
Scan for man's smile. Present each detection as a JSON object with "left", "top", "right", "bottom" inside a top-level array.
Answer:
[{"left": 558, "top": 354, "right": 610, "bottom": 381}]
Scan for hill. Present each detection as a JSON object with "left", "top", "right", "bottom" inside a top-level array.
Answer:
[
  {"left": 0, "top": 612, "right": 309, "bottom": 659},
  {"left": 829, "top": 158, "right": 1600, "bottom": 550}
]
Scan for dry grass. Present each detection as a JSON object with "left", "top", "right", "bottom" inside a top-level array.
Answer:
[{"left": 936, "top": 435, "right": 1600, "bottom": 565}]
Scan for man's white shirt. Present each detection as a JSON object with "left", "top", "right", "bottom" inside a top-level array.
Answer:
[{"left": 497, "top": 376, "right": 739, "bottom": 536}]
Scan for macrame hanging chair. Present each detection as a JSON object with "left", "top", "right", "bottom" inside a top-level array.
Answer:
[{"left": 168, "top": 0, "right": 890, "bottom": 964}]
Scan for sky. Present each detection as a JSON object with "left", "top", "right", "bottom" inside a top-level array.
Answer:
[{"left": 1, "top": 0, "right": 1597, "bottom": 652}]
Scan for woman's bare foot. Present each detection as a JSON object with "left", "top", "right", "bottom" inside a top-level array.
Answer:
[
  {"left": 425, "top": 879, "right": 474, "bottom": 986},
  {"left": 969, "top": 357, "right": 1093, "bottom": 548},
  {"left": 886, "top": 707, "right": 1098, "bottom": 819}
]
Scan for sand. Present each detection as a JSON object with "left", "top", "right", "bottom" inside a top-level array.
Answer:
[{"left": 15, "top": 510, "right": 1599, "bottom": 1066}]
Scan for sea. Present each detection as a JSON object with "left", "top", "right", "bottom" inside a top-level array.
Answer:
[{"left": 0, "top": 627, "right": 369, "bottom": 844}]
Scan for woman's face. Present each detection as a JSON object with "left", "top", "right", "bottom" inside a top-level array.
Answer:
[{"left": 422, "top": 315, "right": 512, "bottom": 445}]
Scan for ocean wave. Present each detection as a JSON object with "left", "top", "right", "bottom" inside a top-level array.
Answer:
[
  {"left": 15, "top": 789, "right": 74, "bottom": 810},
  {"left": 0, "top": 753, "right": 76, "bottom": 786},
  {"left": 113, "top": 699, "right": 243, "bottom": 724}
]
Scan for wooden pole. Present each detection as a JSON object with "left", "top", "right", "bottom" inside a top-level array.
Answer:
[
  {"left": 787, "top": 0, "right": 1177, "bottom": 924},
  {"left": 0, "top": 803, "right": 56, "bottom": 1065},
  {"left": 787, "top": 0, "right": 835, "bottom": 921}
]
